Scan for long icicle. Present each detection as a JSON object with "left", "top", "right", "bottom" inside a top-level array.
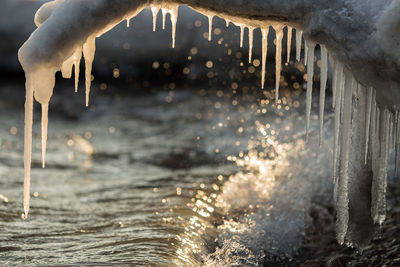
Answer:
[
  {"left": 151, "top": 6, "right": 159, "bottom": 32},
  {"left": 207, "top": 15, "right": 213, "bottom": 41},
  {"left": 319, "top": 45, "right": 328, "bottom": 146},
  {"left": 305, "top": 41, "right": 315, "bottom": 141},
  {"left": 274, "top": 26, "right": 283, "bottom": 103},
  {"left": 369, "top": 94, "right": 377, "bottom": 170},
  {"left": 332, "top": 60, "right": 339, "bottom": 108},
  {"left": 83, "top": 37, "right": 96, "bottom": 107},
  {"left": 239, "top": 25, "right": 244, "bottom": 48},
  {"left": 295, "top": 29, "right": 302, "bottom": 61},
  {"left": 389, "top": 113, "right": 394, "bottom": 153},
  {"left": 248, "top": 27, "right": 254, "bottom": 63},
  {"left": 261, "top": 27, "right": 269, "bottom": 89},
  {"left": 333, "top": 62, "right": 343, "bottom": 183},
  {"left": 304, "top": 39, "right": 308, "bottom": 66},
  {"left": 374, "top": 108, "right": 380, "bottom": 176},
  {"left": 73, "top": 48, "right": 82, "bottom": 93},
  {"left": 161, "top": 8, "right": 167, "bottom": 30},
  {"left": 286, "top": 26, "right": 292, "bottom": 63},
  {"left": 41, "top": 103, "right": 49, "bottom": 169},
  {"left": 23, "top": 76, "right": 34, "bottom": 219},
  {"left": 336, "top": 70, "right": 354, "bottom": 245},
  {"left": 338, "top": 64, "right": 345, "bottom": 111},
  {"left": 364, "top": 87, "right": 373, "bottom": 163},
  {"left": 395, "top": 112, "right": 400, "bottom": 177},
  {"left": 169, "top": 7, "right": 178, "bottom": 48},
  {"left": 372, "top": 109, "right": 390, "bottom": 225}
]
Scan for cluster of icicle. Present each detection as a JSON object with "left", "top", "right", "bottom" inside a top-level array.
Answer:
[{"left": 21, "top": 4, "right": 399, "bottom": 247}]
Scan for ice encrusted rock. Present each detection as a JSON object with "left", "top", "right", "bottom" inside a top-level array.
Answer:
[{"left": 18, "top": 0, "right": 400, "bottom": 248}]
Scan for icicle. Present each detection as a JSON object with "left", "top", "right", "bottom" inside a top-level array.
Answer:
[
  {"left": 126, "top": 18, "right": 130, "bottom": 28},
  {"left": 61, "top": 54, "right": 74, "bottom": 79},
  {"left": 261, "top": 27, "right": 269, "bottom": 89},
  {"left": 83, "top": 37, "right": 96, "bottom": 107},
  {"left": 389, "top": 114, "right": 394, "bottom": 152},
  {"left": 286, "top": 26, "right": 292, "bottom": 63},
  {"left": 395, "top": 112, "right": 400, "bottom": 177},
  {"left": 333, "top": 62, "right": 344, "bottom": 183},
  {"left": 295, "top": 29, "right": 302, "bottom": 61},
  {"left": 370, "top": 99, "right": 377, "bottom": 174},
  {"left": 332, "top": 61, "right": 339, "bottom": 108},
  {"left": 22, "top": 66, "right": 55, "bottom": 218},
  {"left": 335, "top": 63, "right": 346, "bottom": 123},
  {"left": 239, "top": 25, "right": 244, "bottom": 48},
  {"left": 225, "top": 19, "right": 230, "bottom": 28},
  {"left": 248, "top": 27, "right": 254, "bottom": 63},
  {"left": 340, "top": 70, "right": 346, "bottom": 123},
  {"left": 274, "top": 26, "right": 283, "bottom": 103},
  {"left": 392, "top": 114, "right": 396, "bottom": 150},
  {"left": 336, "top": 69, "right": 354, "bottom": 245},
  {"left": 161, "top": 8, "right": 167, "bottom": 30},
  {"left": 151, "top": 6, "right": 159, "bottom": 32},
  {"left": 73, "top": 47, "right": 82, "bottom": 93},
  {"left": 304, "top": 40, "right": 308, "bottom": 66},
  {"left": 305, "top": 41, "right": 316, "bottom": 141},
  {"left": 207, "top": 15, "right": 213, "bottom": 41},
  {"left": 41, "top": 103, "right": 48, "bottom": 168},
  {"left": 319, "top": 45, "right": 328, "bottom": 146},
  {"left": 364, "top": 87, "right": 373, "bottom": 163},
  {"left": 328, "top": 56, "right": 336, "bottom": 106},
  {"left": 169, "top": 7, "right": 178, "bottom": 48},
  {"left": 372, "top": 109, "right": 390, "bottom": 225},
  {"left": 23, "top": 76, "right": 34, "bottom": 219},
  {"left": 374, "top": 107, "right": 381, "bottom": 171}
]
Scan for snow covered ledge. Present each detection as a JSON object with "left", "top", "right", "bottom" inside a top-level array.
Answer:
[
  {"left": 19, "top": 0, "right": 400, "bottom": 108},
  {"left": 18, "top": 0, "right": 400, "bottom": 248}
]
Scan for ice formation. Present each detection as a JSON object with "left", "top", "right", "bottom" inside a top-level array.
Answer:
[
  {"left": 286, "top": 26, "right": 292, "bottom": 63},
  {"left": 319, "top": 45, "right": 328, "bottom": 146},
  {"left": 17, "top": 0, "right": 400, "bottom": 248},
  {"left": 207, "top": 15, "right": 213, "bottom": 41},
  {"left": 248, "top": 27, "right": 254, "bottom": 63},
  {"left": 274, "top": 25, "right": 283, "bottom": 103},
  {"left": 260, "top": 28, "right": 269, "bottom": 89},
  {"left": 305, "top": 41, "right": 315, "bottom": 141}
]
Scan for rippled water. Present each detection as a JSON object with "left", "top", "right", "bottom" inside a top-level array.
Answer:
[{"left": 0, "top": 82, "right": 334, "bottom": 266}]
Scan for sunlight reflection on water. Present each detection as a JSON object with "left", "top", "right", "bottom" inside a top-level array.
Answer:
[{"left": 0, "top": 82, "right": 332, "bottom": 266}]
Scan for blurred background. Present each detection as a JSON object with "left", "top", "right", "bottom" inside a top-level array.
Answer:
[{"left": 0, "top": 1, "right": 399, "bottom": 266}]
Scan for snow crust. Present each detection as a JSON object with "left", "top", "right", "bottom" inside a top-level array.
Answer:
[{"left": 17, "top": 0, "right": 400, "bottom": 249}]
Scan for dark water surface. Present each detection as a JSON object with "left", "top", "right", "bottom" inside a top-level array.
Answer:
[{"left": 0, "top": 82, "right": 334, "bottom": 266}]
